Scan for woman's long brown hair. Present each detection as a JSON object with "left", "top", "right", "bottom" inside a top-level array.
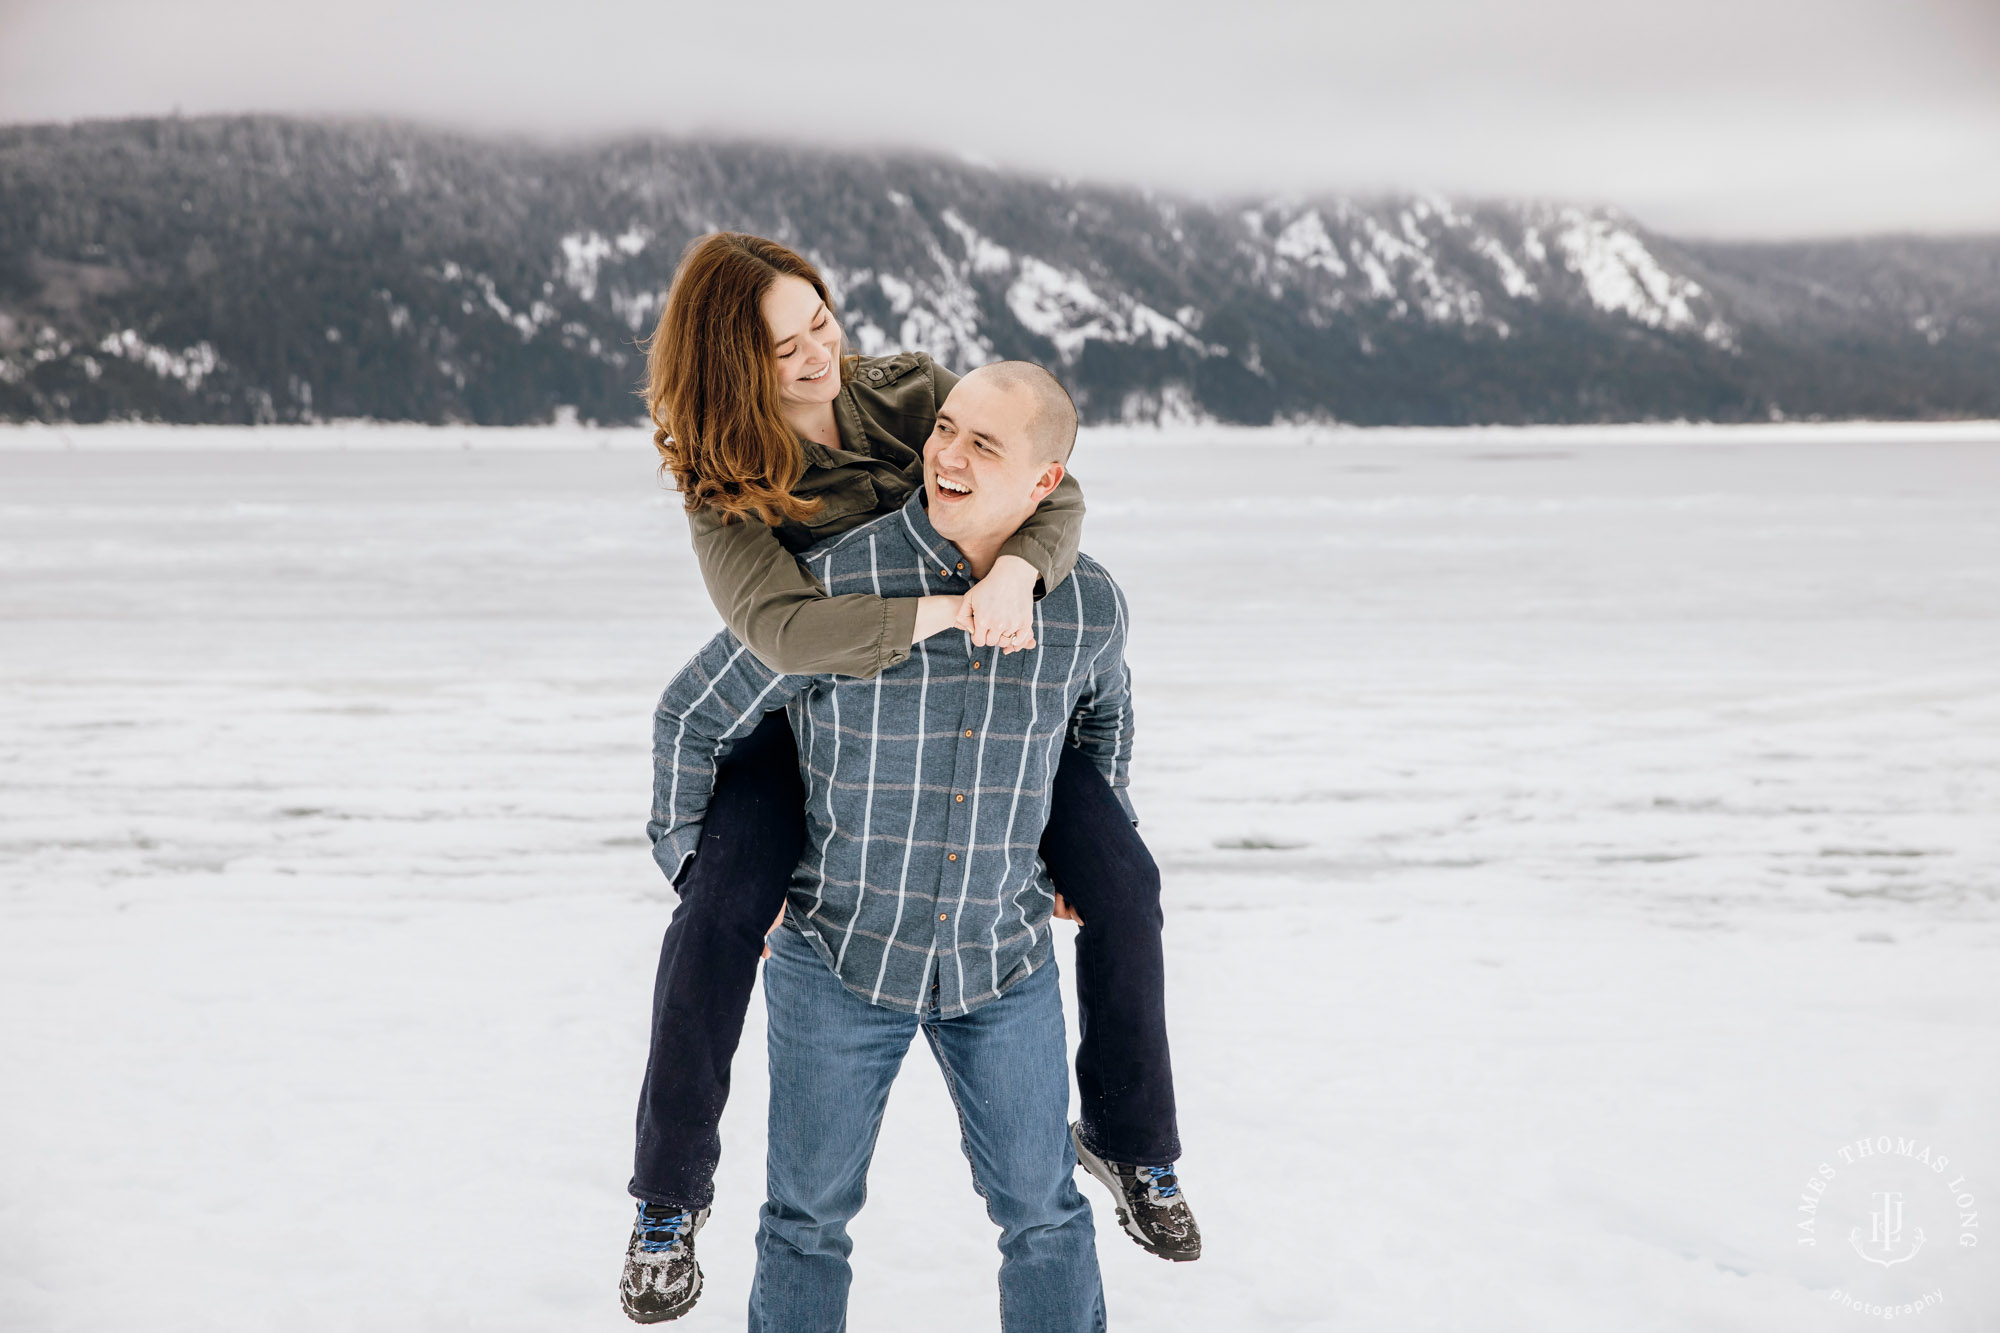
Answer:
[{"left": 644, "top": 232, "right": 838, "bottom": 526}]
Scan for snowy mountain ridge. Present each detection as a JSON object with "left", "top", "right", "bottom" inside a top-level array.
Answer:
[
  {"left": 548, "top": 194, "right": 1733, "bottom": 382},
  {"left": 2, "top": 115, "right": 1997, "bottom": 426}
]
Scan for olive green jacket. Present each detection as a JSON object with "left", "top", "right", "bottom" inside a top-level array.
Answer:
[{"left": 687, "top": 352, "right": 1085, "bottom": 679}]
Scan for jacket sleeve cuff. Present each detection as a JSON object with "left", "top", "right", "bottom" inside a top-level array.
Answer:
[
  {"left": 997, "top": 531, "right": 1059, "bottom": 600},
  {"left": 879, "top": 596, "right": 919, "bottom": 671}
]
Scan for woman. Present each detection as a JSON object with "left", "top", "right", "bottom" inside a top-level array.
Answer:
[{"left": 620, "top": 233, "right": 1197, "bottom": 1324}]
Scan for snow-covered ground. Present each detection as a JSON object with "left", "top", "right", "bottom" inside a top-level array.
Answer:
[{"left": 2, "top": 425, "right": 1996, "bottom": 1332}]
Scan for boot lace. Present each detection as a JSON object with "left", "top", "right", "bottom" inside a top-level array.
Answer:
[{"left": 635, "top": 1205, "right": 694, "bottom": 1253}]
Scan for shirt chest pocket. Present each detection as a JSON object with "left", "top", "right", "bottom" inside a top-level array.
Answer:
[
  {"left": 1026, "top": 629, "right": 1090, "bottom": 664},
  {"left": 1028, "top": 603, "right": 1092, "bottom": 653}
]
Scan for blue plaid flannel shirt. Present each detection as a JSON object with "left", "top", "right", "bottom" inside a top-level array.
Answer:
[{"left": 650, "top": 491, "right": 1135, "bottom": 1016}]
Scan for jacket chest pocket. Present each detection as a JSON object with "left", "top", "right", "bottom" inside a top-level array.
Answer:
[{"left": 796, "top": 475, "right": 879, "bottom": 531}]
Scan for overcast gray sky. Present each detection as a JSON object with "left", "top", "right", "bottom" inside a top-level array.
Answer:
[{"left": 3, "top": 0, "right": 1998, "bottom": 239}]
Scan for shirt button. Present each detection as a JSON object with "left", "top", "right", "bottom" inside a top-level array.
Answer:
[
  {"left": 940, "top": 568, "right": 948, "bottom": 577},
  {"left": 948, "top": 853, "right": 958, "bottom": 861},
  {"left": 964, "top": 729, "right": 973, "bottom": 738},
  {"left": 954, "top": 793, "right": 964, "bottom": 803},
  {"left": 957, "top": 562, "right": 965, "bottom": 570},
  {"left": 938, "top": 912, "right": 948, "bottom": 921},
  {"left": 972, "top": 661, "right": 981, "bottom": 670}
]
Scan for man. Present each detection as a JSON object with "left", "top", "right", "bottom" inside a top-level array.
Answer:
[{"left": 632, "top": 363, "right": 1189, "bottom": 1330}]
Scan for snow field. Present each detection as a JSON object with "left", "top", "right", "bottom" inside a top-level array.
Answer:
[{"left": 2, "top": 428, "right": 1997, "bottom": 1331}]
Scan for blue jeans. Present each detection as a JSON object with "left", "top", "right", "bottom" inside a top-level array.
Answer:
[{"left": 749, "top": 925, "right": 1106, "bottom": 1333}]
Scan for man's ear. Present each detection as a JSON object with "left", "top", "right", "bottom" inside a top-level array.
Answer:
[{"left": 1029, "top": 460, "right": 1066, "bottom": 505}]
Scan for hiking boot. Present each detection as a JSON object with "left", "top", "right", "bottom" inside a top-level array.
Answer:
[
  {"left": 619, "top": 1202, "right": 709, "bottom": 1323},
  {"left": 1071, "top": 1122, "right": 1201, "bottom": 1262}
]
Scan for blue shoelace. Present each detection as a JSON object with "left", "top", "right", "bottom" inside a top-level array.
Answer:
[
  {"left": 1144, "top": 1166, "right": 1181, "bottom": 1200},
  {"left": 635, "top": 1206, "right": 694, "bottom": 1253}
]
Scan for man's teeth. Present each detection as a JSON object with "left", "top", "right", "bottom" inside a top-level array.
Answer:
[{"left": 937, "top": 477, "right": 972, "bottom": 495}]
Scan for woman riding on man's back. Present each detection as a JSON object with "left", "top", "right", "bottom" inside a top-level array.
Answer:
[{"left": 618, "top": 231, "right": 1199, "bottom": 1324}]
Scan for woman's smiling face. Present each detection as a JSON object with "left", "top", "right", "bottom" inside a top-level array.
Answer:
[{"left": 761, "top": 274, "right": 843, "bottom": 410}]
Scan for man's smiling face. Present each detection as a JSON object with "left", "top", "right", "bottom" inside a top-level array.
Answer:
[{"left": 923, "top": 372, "right": 1064, "bottom": 555}]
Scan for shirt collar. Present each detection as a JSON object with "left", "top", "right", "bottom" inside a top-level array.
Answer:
[{"left": 895, "top": 489, "right": 971, "bottom": 578}]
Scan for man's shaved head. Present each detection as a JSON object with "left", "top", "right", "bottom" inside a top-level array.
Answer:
[
  {"left": 924, "top": 360, "right": 1074, "bottom": 572},
  {"left": 962, "top": 361, "right": 1078, "bottom": 464}
]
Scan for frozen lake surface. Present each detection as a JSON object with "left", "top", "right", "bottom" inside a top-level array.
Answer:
[{"left": 3, "top": 424, "right": 1998, "bottom": 1331}]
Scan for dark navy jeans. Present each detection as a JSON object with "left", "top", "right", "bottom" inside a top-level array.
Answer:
[{"left": 631, "top": 708, "right": 1180, "bottom": 1209}]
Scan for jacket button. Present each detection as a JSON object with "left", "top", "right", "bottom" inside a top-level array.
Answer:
[{"left": 866, "top": 368, "right": 885, "bottom": 382}]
